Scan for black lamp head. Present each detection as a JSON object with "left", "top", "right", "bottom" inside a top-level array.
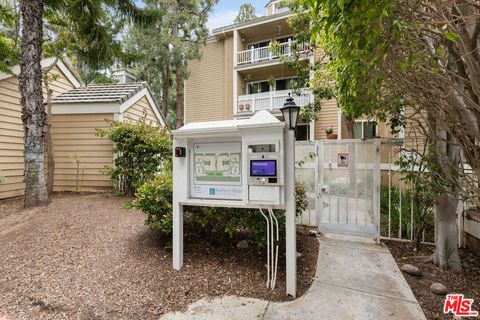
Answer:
[{"left": 280, "top": 93, "right": 300, "bottom": 130}]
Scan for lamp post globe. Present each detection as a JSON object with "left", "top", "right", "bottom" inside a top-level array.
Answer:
[{"left": 280, "top": 93, "right": 300, "bottom": 130}]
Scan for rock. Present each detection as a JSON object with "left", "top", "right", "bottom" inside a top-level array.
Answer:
[
  {"left": 237, "top": 240, "right": 248, "bottom": 249},
  {"left": 296, "top": 252, "right": 302, "bottom": 259},
  {"left": 401, "top": 264, "right": 422, "bottom": 276},
  {"left": 308, "top": 230, "right": 318, "bottom": 237},
  {"left": 430, "top": 283, "right": 448, "bottom": 295}
]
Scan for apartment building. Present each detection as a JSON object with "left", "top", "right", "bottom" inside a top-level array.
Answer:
[{"left": 185, "top": 0, "right": 403, "bottom": 141}]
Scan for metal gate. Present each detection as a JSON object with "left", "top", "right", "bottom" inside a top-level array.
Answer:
[{"left": 316, "top": 140, "right": 380, "bottom": 238}]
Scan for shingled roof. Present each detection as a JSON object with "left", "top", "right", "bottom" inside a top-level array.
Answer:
[{"left": 52, "top": 82, "right": 147, "bottom": 104}]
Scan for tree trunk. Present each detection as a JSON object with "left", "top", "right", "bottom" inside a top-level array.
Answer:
[
  {"left": 19, "top": 0, "right": 48, "bottom": 208},
  {"left": 44, "top": 80, "right": 55, "bottom": 197},
  {"left": 76, "top": 54, "right": 84, "bottom": 75},
  {"left": 345, "top": 117, "right": 355, "bottom": 139},
  {"left": 428, "top": 124, "right": 462, "bottom": 272},
  {"left": 161, "top": 59, "right": 170, "bottom": 118},
  {"left": 175, "top": 66, "right": 184, "bottom": 129},
  {"left": 171, "top": 10, "right": 183, "bottom": 129},
  {"left": 432, "top": 193, "right": 462, "bottom": 272}
]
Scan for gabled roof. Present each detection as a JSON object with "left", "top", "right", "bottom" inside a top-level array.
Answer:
[
  {"left": 212, "top": 10, "right": 291, "bottom": 35},
  {"left": 51, "top": 82, "right": 167, "bottom": 127},
  {"left": 52, "top": 82, "right": 146, "bottom": 104},
  {"left": 0, "top": 57, "right": 82, "bottom": 88}
]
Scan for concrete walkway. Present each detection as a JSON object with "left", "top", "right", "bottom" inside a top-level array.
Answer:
[{"left": 161, "top": 234, "right": 426, "bottom": 320}]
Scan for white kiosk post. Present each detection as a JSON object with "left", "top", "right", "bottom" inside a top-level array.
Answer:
[{"left": 171, "top": 111, "right": 297, "bottom": 297}]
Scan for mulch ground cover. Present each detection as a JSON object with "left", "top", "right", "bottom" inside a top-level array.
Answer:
[
  {"left": 0, "top": 193, "right": 318, "bottom": 320},
  {"left": 385, "top": 240, "right": 480, "bottom": 319}
]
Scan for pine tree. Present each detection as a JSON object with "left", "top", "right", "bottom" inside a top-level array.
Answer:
[{"left": 234, "top": 3, "right": 256, "bottom": 23}]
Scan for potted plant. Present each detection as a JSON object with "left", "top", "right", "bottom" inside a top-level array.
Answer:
[
  {"left": 245, "top": 103, "right": 251, "bottom": 111},
  {"left": 244, "top": 74, "right": 253, "bottom": 83},
  {"left": 239, "top": 104, "right": 245, "bottom": 111},
  {"left": 325, "top": 127, "right": 337, "bottom": 139}
]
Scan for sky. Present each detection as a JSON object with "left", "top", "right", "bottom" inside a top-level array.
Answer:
[{"left": 206, "top": 1, "right": 267, "bottom": 31}]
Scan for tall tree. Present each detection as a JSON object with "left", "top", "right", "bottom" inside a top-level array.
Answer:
[
  {"left": 292, "top": 0, "right": 480, "bottom": 271},
  {"left": 123, "top": 0, "right": 171, "bottom": 120},
  {"left": 234, "top": 3, "right": 256, "bottom": 23},
  {"left": 19, "top": 0, "right": 48, "bottom": 207},
  {"left": 124, "top": 0, "right": 216, "bottom": 129},
  {"left": 12, "top": 0, "right": 153, "bottom": 207},
  {"left": 171, "top": 0, "right": 216, "bottom": 129},
  {"left": 0, "top": 0, "right": 20, "bottom": 73}
]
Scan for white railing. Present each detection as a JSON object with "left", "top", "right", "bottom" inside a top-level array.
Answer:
[
  {"left": 237, "top": 42, "right": 310, "bottom": 65},
  {"left": 237, "top": 88, "right": 312, "bottom": 113}
]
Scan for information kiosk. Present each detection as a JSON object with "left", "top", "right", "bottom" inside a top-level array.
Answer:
[{"left": 171, "top": 110, "right": 297, "bottom": 297}]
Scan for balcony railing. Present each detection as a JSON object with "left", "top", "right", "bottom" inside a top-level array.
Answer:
[
  {"left": 237, "top": 42, "right": 310, "bottom": 65},
  {"left": 237, "top": 89, "right": 312, "bottom": 113}
]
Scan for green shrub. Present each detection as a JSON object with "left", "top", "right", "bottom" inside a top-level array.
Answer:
[
  {"left": 96, "top": 116, "right": 171, "bottom": 195},
  {"left": 134, "top": 170, "right": 172, "bottom": 232},
  {"left": 133, "top": 173, "right": 309, "bottom": 246},
  {"left": 0, "top": 176, "right": 4, "bottom": 184}
]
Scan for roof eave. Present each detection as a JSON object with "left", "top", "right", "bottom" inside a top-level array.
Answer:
[{"left": 211, "top": 11, "right": 291, "bottom": 35}]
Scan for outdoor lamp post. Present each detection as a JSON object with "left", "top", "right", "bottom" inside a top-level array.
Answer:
[
  {"left": 281, "top": 93, "right": 298, "bottom": 297},
  {"left": 280, "top": 93, "right": 300, "bottom": 130}
]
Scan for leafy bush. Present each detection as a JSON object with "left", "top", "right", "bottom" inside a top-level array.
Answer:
[
  {"left": 96, "top": 116, "right": 171, "bottom": 195},
  {"left": 133, "top": 175, "right": 309, "bottom": 246},
  {"left": 134, "top": 170, "right": 173, "bottom": 232}
]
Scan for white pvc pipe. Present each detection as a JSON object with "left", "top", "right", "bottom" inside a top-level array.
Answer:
[
  {"left": 269, "top": 207, "right": 280, "bottom": 290},
  {"left": 259, "top": 208, "right": 270, "bottom": 289},
  {"left": 267, "top": 207, "right": 275, "bottom": 289}
]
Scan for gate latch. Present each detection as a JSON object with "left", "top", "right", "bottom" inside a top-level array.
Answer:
[{"left": 319, "top": 185, "right": 330, "bottom": 194}]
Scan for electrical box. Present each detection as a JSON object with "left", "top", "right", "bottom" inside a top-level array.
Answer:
[
  {"left": 246, "top": 142, "right": 283, "bottom": 205},
  {"left": 172, "top": 110, "right": 286, "bottom": 209}
]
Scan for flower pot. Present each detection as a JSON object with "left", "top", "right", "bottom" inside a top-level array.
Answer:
[{"left": 327, "top": 133, "right": 338, "bottom": 139}]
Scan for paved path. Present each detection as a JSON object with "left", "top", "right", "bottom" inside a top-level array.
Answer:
[{"left": 161, "top": 234, "right": 426, "bottom": 320}]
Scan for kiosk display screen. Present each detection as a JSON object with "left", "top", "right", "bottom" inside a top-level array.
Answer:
[{"left": 250, "top": 160, "right": 277, "bottom": 177}]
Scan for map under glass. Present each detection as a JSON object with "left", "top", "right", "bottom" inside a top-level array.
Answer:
[{"left": 194, "top": 153, "right": 241, "bottom": 183}]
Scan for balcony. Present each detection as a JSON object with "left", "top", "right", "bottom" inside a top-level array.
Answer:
[
  {"left": 237, "top": 42, "right": 310, "bottom": 66},
  {"left": 237, "top": 89, "right": 312, "bottom": 114}
]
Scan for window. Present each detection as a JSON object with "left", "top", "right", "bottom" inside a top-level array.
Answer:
[
  {"left": 275, "top": 77, "right": 298, "bottom": 91},
  {"left": 247, "top": 41, "right": 270, "bottom": 50},
  {"left": 353, "top": 121, "right": 377, "bottom": 139},
  {"left": 247, "top": 81, "right": 270, "bottom": 94},
  {"left": 274, "top": 2, "right": 289, "bottom": 14},
  {"left": 276, "top": 36, "right": 293, "bottom": 44},
  {"left": 295, "top": 124, "right": 310, "bottom": 141}
]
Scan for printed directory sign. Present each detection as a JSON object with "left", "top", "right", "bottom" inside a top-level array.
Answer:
[{"left": 191, "top": 142, "right": 243, "bottom": 200}]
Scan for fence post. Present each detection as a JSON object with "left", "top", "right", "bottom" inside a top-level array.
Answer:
[{"left": 373, "top": 139, "right": 381, "bottom": 243}]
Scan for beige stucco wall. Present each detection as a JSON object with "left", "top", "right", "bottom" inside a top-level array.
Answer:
[
  {"left": 0, "top": 66, "right": 75, "bottom": 199},
  {"left": 123, "top": 96, "right": 159, "bottom": 125},
  {"left": 185, "top": 38, "right": 230, "bottom": 123}
]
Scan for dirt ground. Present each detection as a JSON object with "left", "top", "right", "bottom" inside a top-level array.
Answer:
[
  {"left": 0, "top": 194, "right": 318, "bottom": 320},
  {"left": 385, "top": 240, "right": 480, "bottom": 319}
]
